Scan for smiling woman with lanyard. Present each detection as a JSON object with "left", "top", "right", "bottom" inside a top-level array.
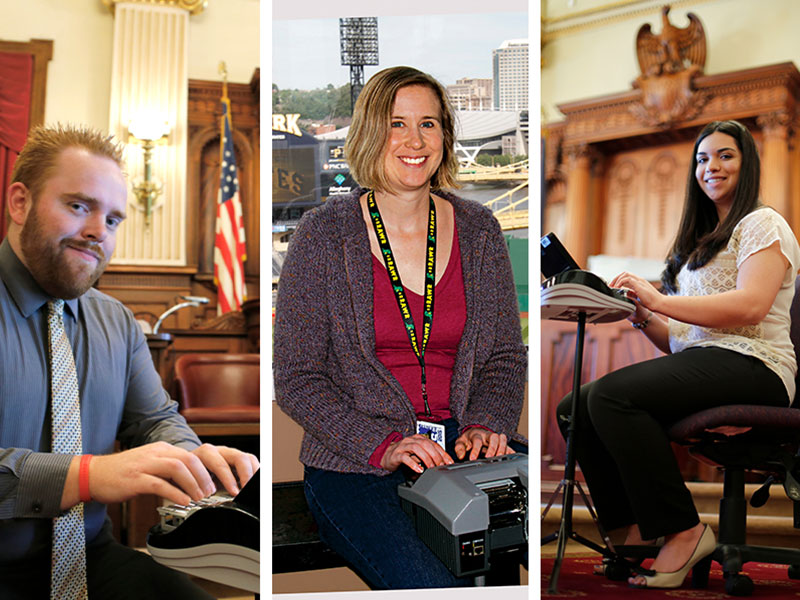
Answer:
[{"left": 273, "top": 66, "right": 527, "bottom": 589}]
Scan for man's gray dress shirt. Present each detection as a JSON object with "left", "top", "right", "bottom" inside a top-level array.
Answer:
[{"left": 0, "top": 239, "right": 200, "bottom": 561}]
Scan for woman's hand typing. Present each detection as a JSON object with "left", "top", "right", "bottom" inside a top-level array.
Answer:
[
  {"left": 380, "top": 434, "right": 454, "bottom": 473},
  {"left": 454, "top": 427, "right": 514, "bottom": 461},
  {"left": 612, "top": 243, "right": 787, "bottom": 329},
  {"left": 610, "top": 272, "right": 663, "bottom": 315}
]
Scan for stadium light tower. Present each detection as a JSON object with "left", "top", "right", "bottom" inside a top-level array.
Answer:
[{"left": 339, "top": 17, "right": 379, "bottom": 111}]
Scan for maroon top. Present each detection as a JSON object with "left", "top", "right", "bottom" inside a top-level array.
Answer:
[
  {"left": 369, "top": 225, "right": 467, "bottom": 466},
  {"left": 274, "top": 190, "right": 527, "bottom": 475}
]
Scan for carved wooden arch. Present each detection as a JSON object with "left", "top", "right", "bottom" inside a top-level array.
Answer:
[
  {"left": 187, "top": 123, "right": 254, "bottom": 277},
  {"left": 187, "top": 74, "right": 260, "bottom": 296}
]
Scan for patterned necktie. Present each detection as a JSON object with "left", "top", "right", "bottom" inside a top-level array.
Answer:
[{"left": 47, "top": 299, "right": 88, "bottom": 600}]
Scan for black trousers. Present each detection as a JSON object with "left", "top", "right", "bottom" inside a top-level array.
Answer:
[
  {"left": 556, "top": 347, "right": 788, "bottom": 540},
  {"left": 0, "top": 521, "right": 215, "bottom": 600}
]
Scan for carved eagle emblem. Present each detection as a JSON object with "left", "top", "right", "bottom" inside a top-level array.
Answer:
[{"left": 636, "top": 5, "right": 706, "bottom": 77}]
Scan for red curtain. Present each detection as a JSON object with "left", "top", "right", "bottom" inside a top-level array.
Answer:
[{"left": 0, "top": 51, "right": 33, "bottom": 238}]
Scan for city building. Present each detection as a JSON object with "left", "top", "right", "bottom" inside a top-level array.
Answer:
[
  {"left": 492, "top": 39, "right": 529, "bottom": 111},
  {"left": 445, "top": 77, "right": 492, "bottom": 111}
]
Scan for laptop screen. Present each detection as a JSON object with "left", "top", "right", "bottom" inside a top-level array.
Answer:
[{"left": 541, "top": 233, "right": 581, "bottom": 279}]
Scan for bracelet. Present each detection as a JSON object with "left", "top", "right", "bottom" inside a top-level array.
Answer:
[
  {"left": 632, "top": 311, "right": 654, "bottom": 330},
  {"left": 79, "top": 454, "right": 93, "bottom": 503}
]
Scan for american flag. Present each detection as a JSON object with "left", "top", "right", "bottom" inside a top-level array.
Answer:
[{"left": 213, "top": 96, "right": 247, "bottom": 314}]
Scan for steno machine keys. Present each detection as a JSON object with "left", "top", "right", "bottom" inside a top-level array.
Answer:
[{"left": 146, "top": 469, "right": 260, "bottom": 593}]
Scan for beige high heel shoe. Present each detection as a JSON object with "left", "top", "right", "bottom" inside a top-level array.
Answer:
[{"left": 629, "top": 525, "right": 716, "bottom": 589}]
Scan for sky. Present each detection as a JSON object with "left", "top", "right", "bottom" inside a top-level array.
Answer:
[{"left": 272, "top": 12, "right": 528, "bottom": 91}]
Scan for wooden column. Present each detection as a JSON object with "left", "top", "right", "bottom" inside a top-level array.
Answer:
[
  {"left": 564, "top": 143, "right": 597, "bottom": 266},
  {"left": 757, "top": 111, "right": 792, "bottom": 222},
  {"left": 790, "top": 121, "right": 800, "bottom": 235}
]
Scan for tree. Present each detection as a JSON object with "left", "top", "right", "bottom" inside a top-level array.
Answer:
[
  {"left": 272, "top": 83, "right": 353, "bottom": 121},
  {"left": 474, "top": 154, "right": 527, "bottom": 167},
  {"left": 333, "top": 84, "right": 352, "bottom": 119}
]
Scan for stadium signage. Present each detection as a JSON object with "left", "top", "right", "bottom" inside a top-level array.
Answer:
[{"left": 273, "top": 113, "right": 302, "bottom": 137}]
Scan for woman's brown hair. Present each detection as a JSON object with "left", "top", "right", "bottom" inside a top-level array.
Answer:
[
  {"left": 661, "top": 120, "right": 761, "bottom": 293},
  {"left": 344, "top": 66, "right": 459, "bottom": 192}
]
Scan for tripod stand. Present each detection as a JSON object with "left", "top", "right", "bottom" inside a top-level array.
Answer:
[{"left": 541, "top": 302, "right": 633, "bottom": 593}]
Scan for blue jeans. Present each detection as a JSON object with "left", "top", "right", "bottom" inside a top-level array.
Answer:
[{"left": 304, "top": 419, "right": 527, "bottom": 589}]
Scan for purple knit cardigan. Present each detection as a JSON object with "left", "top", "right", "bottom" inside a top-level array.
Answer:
[{"left": 273, "top": 189, "right": 527, "bottom": 475}]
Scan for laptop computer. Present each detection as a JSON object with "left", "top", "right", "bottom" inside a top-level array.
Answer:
[
  {"left": 540, "top": 232, "right": 635, "bottom": 322},
  {"left": 541, "top": 232, "right": 581, "bottom": 279}
]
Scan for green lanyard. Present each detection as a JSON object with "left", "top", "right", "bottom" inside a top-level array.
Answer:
[{"left": 367, "top": 190, "right": 436, "bottom": 416}]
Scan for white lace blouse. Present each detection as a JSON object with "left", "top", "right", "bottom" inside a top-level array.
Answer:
[{"left": 668, "top": 207, "right": 800, "bottom": 403}]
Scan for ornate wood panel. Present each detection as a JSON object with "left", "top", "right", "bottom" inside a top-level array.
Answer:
[{"left": 602, "top": 141, "right": 693, "bottom": 261}]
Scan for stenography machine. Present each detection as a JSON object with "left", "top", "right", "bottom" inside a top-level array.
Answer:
[{"left": 398, "top": 453, "right": 528, "bottom": 578}]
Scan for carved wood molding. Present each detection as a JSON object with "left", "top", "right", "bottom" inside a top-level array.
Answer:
[
  {"left": 544, "top": 121, "right": 566, "bottom": 182},
  {"left": 190, "top": 310, "right": 245, "bottom": 332},
  {"left": 757, "top": 110, "right": 793, "bottom": 138},
  {"left": 98, "top": 271, "right": 192, "bottom": 289},
  {"left": 188, "top": 80, "right": 260, "bottom": 127},
  {"left": 631, "top": 67, "right": 709, "bottom": 128},
  {"left": 564, "top": 142, "right": 599, "bottom": 164},
  {"left": 554, "top": 62, "right": 800, "bottom": 149}
]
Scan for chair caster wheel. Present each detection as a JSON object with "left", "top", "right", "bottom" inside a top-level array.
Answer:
[
  {"left": 724, "top": 573, "right": 754, "bottom": 596},
  {"left": 788, "top": 564, "right": 800, "bottom": 579}
]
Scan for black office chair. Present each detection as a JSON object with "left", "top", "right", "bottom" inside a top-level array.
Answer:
[{"left": 663, "top": 275, "right": 800, "bottom": 596}]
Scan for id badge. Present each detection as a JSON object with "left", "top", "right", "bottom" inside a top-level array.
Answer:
[{"left": 417, "top": 419, "right": 446, "bottom": 450}]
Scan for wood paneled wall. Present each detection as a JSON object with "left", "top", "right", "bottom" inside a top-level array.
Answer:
[
  {"left": 187, "top": 72, "right": 260, "bottom": 284},
  {"left": 603, "top": 141, "right": 692, "bottom": 260}
]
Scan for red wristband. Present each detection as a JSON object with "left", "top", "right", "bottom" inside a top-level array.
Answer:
[{"left": 79, "top": 454, "right": 93, "bottom": 503}]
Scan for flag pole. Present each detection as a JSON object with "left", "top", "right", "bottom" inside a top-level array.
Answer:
[
  {"left": 213, "top": 60, "right": 247, "bottom": 315},
  {"left": 218, "top": 61, "right": 230, "bottom": 163},
  {"left": 218, "top": 60, "right": 229, "bottom": 99}
]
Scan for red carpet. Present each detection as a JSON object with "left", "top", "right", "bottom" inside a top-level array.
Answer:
[{"left": 542, "top": 556, "right": 800, "bottom": 598}]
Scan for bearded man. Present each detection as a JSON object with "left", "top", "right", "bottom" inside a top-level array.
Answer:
[{"left": 0, "top": 124, "right": 258, "bottom": 600}]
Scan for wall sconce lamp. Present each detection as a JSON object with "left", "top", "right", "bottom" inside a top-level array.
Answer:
[
  {"left": 129, "top": 119, "right": 169, "bottom": 227},
  {"left": 152, "top": 295, "right": 210, "bottom": 334}
]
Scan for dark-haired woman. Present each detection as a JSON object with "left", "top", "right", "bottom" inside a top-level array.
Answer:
[
  {"left": 274, "top": 66, "right": 527, "bottom": 589},
  {"left": 557, "top": 120, "right": 800, "bottom": 589}
]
